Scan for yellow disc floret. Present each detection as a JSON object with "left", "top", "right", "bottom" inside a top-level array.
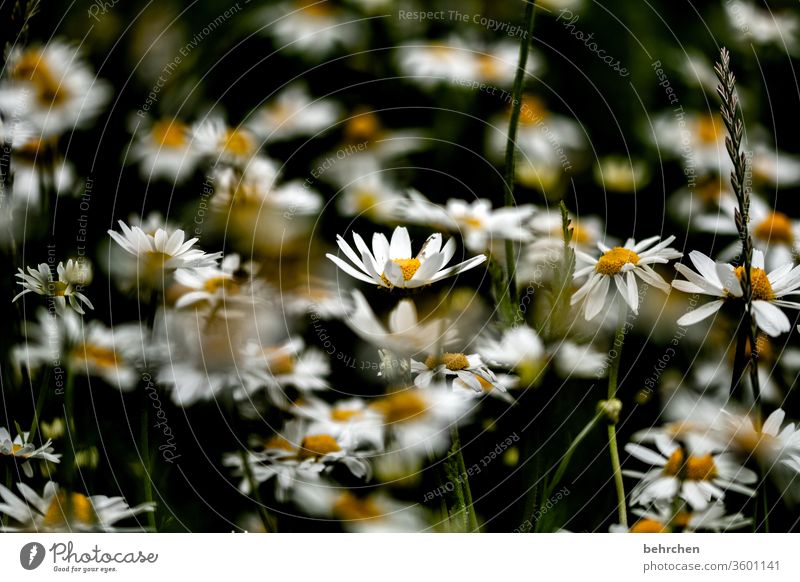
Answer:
[
  {"left": 754, "top": 211, "right": 794, "bottom": 245},
  {"left": 595, "top": 247, "right": 640, "bottom": 275},
  {"left": 734, "top": 266, "right": 774, "bottom": 301},
  {"left": 298, "top": 434, "right": 341, "bottom": 460}
]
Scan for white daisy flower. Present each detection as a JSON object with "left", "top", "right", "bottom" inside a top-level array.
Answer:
[
  {"left": 0, "top": 41, "right": 112, "bottom": 136},
  {"left": 292, "top": 397, "right": 383, "bottom": 451},
  {"left": 411, "top": 352, "right": 497, "bottom": 392},
  {"left": 259, "top": 1, "right": 365, "bottom": 58},
  {"left": 751, "top": 144, "right": 800, "bottom": 189},
  {"left": 225, "top": 420, "right": 372, "bottom": 501},
  {"left": 238, "top": 338, "right": 331, "bottom": 407},
  {"left": 611, "top": 501, "right": 751, "bottom": 533},
  {"left": 246, "top": 83, "right": 341, "bottom": 141},
  {"left": 327, "top": 226, "right": 486, "bottom": 289},
  {"left": 13, "top": 261, "right": 94, "bottom": 314},
  {"left": 14, "top": 309, "right": 145, "bottom": 391},
  {"left": 396, "top": 37, "right": 477, "bottom": 87},
  {"left": 292, "top": 480, "right": 428, "bottom": 532},
  {"left": 725, "top": 0, "right": 799, "bottom": 53},
  {"left": 337, "top": 171, "right": 405, "bottom": 222},
  {"left": 173, "top": 254, "right": 252, "bottom": 315},
  {"left": 672, "top": 249, "right": 800, "bottom": 336},
  {"left": 0, "top": 481, "right": 154, "bottom": 532},
  {"left": 552, "top": 340, "right": 609, "bottom": 379},
  {"left": 131, "top": 117, "right": 200, "bottom": 183},
  {"left": 190, "top": 116, "right": 259, "bottom": 165},
  {"left": 571, "top": 236, "right": 682, "bottom": 320},
  {"left": 0, "top": 428, "right": 61, "bottom": 478},
  {"left": 651, "top": 111, "right": 730, "bottom": 174},
  {"left": 593, "top": 156, "right": 650, "bottom": 193},
  {"left": 698, "top": 196, "right": 800, "bottom": 270},
  {"left": 624, "top": 435, "right": 757, "bottom": 510},
  {"left": 346, "top": 290, "right": 459, "bottom": 358},
  {"left": 487, "top": 95, "right": 585, "bottom": 192},
  {"left": 107, "top": 221, "right": 221, "bottom": 288},
  {"left": 396, "top": 191, "right": 535, "bottom": 253},
  {"left": 370, "top": 386, "right": 471, "bottom": 456}
]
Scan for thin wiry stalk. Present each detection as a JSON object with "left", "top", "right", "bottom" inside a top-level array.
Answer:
[
  {"left": 714, "top": 48, "right": 761, "bottom": 424},
  {"left": 499, "top": 0, "right": 537, "bottom": 324}
]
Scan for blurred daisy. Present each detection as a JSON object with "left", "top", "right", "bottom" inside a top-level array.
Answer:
[
  {"left": 346, "top": 291, "right": 459, "bottom": 358},
  {"left": 396, "top": 37, "right": 476, "bottom": 87},
  {"left": 624, "top": 436, "right": 757, "bottom": 510},
  {"left": 293, "top": 397, "right": 383, "bottom": 450},
  {"left": 191, "top": 117, "right": 259, "bottom": 166},
  {"left": 594, "top": 156, "right": 650, "bottom": 193},
  {"left": 652, "top": 112, "right": 729, "bottom": 174},
  {"left": 247, "top": 83, "right": 341, "bottom": 141},
  {"left": 612, "top": 501, "right": 751, "bottom": 533},
  {"left": 327, "top": 226, "right": 486, "bottom": 289},
  {"left": 337, "top": 172, "right": 405, "bottom": 222},
  {"left": 0, "top": 481, "right": 154, "bottom": 532},
  {"left": 7, "top": 137, "right": 76, "bottom": 208},
  {"left": 699, "top": 196, "right": 800, "bottom": 270},
  {"left": 0, "top": 41, "right": 111, "bottom": 136},
  {"left": 370, "top": 386, "right": 470, "bottom": 456},
  {"left": 725, "top": 0, "right": 799, "bottom": 54},
  {"left": 0, "top": 428, "right": 60, "bottom": 478},
  {"left": 292, "top": 481, "right": 428, "bottom": 532},
  {"left": 397, "top": 192, "right": 535, "bottom": 253},
  {"left": 260, "top": 1, "right": 364, "bottom": 58},
  {"left": 13, "top": 261, "right": 94, "bottom": 314},
  {"left": 173, "top": 254, "right": 253, "bottom": 316},
  {"left": 15, "top": 309, "right": 144, "bottom": 391},
  {"left": 672, "top": 249, "right": 800, "bottom": 336},
  {"left": 751, "top": 144, "right": 800, "bottom": 189},
  {"left": 572, "top": 236, "right": 682, "bottom": 320},
  {"left": 477, "top": 325, "right": 546, "bottom": 385},
  {"left": 131, "top": 117, "right": 200, "bottom": 183}
]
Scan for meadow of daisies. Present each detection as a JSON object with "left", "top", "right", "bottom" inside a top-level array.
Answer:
[{"left": 0, "top": 0, "right": 799, "bottom": 533}]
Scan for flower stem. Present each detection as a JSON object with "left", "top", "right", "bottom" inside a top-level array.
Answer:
[
  {"left": 445, "top": 423, "right": 480, "bottom": 532},
  {"left": 239, "top": 450, "right": 274, "bottom": 532},
  {"left": 499, "top": 0, "right": 537, "bottom": 320},
  {"left": 141, "top": 399, "right": 157, "bottom": 531},
  {"left": 606, "top": 319, "right": 628, "bottom": 528}
]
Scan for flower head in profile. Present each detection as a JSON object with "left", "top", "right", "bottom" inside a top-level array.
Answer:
[
  {"left": 13, "top": 261, "right": 94, "bottom": 314},
  {"left": 672, "top": 249, "right": 800, "bottom": 336},
  {"left": 0, "top": 428, "right": 61, "bottom": 478},
  {"left": 107, "top": 221, "right": 220, "bottom": 288},
  {"left": 572, "top": 236, "right": 682, "bottom": 320},
  {"left": 0, "top": 481, "right": 154, "bottom": 532},
  {"left": 327, "top": 226, "right": 486, "bottom": 289}
]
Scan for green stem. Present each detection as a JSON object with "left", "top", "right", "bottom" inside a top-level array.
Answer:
[
  {"left": 607, "top": 319, "right": 628, "bottom": 528},
  {"left": 500, "top": 0, "right": 537, "bottom": 317},
  {"left": 141, "top": 402, "right": 156, "bottom": 530},
  {"left": 27, "top": 367, "right": 51, "bottom": 444},
  {"left": 444, "top": 424, "right": 479, "bottom": 532},
  {"left": 63, "top": 367, "right": 76, "bottom": 490},
  {"left": 535, "top": 411, "right": 601, "bottom": 532},
  {"left": 239, "top": 449, "right": 274, "bottom": 532}
]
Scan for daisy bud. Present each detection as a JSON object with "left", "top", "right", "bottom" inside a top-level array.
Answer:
[{"left": 597, "top": 398, "right": 622, "bottom": 424}]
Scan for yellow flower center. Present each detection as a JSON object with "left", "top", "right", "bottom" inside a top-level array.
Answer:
[
  {"left": 72, "top": 343, "right": 119, "bottom": 369},
  {"left": 696, "top": 114, "right": 721, "bottom": 145},
  {"left": 298, "top": 434, "right": 341, "bottom": 460},
  {"left": 223, "top": 129, "right": 254, "bottom": 157},
  {"left": 754, "top": 211, "right": 794, "bottom": 245},
  {"left": 264, "top": 350, "right": 295, "bottom": 376},
  {"left": 296, "top": 0, "right": 333, "bottom": 17},
  {"left": 49, "top": 280, "right": 69, "bottom": 297},
  {"left": 663, "top": 449, "right": 718, "bottom": 481},
  {"left": 331, "top": 408, "right": 362, "bottom": 422},
  {"left": 13, "top": 50, "right": 70, "bottom": 108},
  {"left": 734, "top": 266, "right": 774, "bottom": 301},
  {"left": 477, "top": 54, "right": 502, "bottom": 80},
  {"left": 344, "top": 110, "right": 381, "bottom": 143},
  {"left": 381, "top": 258, "right": 421, "bottom": 286},
  {"left": 332, "top": 492, "right": 382, "bottom": 521},
  {"left": 629, "top": 518, "right": 667, "bottom": 533},
  {"left": 264, "top": 435, "right": 295, "bottom": 452},
  {"left": 517, "top": 95, "right": 548, "bottom": 125},
  {"left": 10, "top": 443, "right": 26, "bottom": 456},
  {"left": 43, "top": 492, "right": 97, "bottom": 528},
  {"left": 371, "top": 391, "right": 428, "bottom": 424},
  {"left": 595, "top": 247, "right": 640, "bottom": 275},
  {"left": 203, "top": 276, "right": 236, "bottom": 294},
  {"left": 151, "top": 119, "right": 187, "bottom": 148},
  {"left": 425, "top": 352, "right": 470, "bottom": 371},
  {"left": 697, "top": 179, "right": 725, "bottom": 204}
]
